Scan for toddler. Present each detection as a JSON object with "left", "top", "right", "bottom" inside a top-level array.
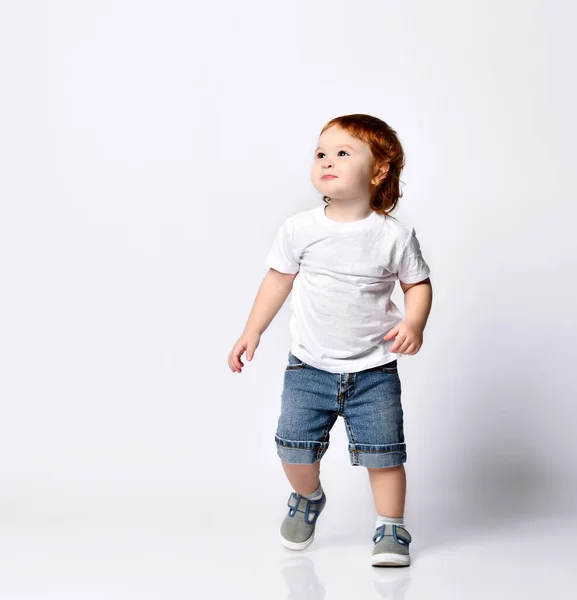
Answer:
[{"left": 227, "top": 113, "right": 433, "bottom": 567}]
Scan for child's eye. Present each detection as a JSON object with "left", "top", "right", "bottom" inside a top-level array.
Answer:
[{"left": 316, "top": 151, "right": 349, "bottom": 158}]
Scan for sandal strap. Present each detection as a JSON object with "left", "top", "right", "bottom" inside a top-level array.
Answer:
[
  {"left": 287, "top": 492, "right": 323, "bottom": 524},
  {"left": 372, "top": 523, "right": 412, "bottom": 545}
]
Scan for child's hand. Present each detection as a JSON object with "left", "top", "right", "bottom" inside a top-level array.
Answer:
[
  {"left": 228, "top": 331, "right": 261, "bottom": 373},
  {"left": 384, "top": 320, "right": 424, "bottom": 355}
]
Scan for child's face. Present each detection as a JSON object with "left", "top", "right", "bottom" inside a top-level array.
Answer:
[{"left": 311, "top": 125, "right": 378, "bottom": 202}]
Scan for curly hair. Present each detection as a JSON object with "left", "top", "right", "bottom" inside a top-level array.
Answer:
[{"left": 318, "top": 114, "right": 406, "bottom": 219}]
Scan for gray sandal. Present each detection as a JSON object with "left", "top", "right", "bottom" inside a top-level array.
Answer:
[
  {"left": 280, "top": 491, "right": 327, "bottom": 550},
  {"left": 371, "top": 523, "right": 412, "bottom": 567}
]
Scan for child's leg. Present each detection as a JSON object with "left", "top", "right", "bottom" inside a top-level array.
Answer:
[
  {"left": 281, "top": 459, "right": 321, "bottom": 496},
  {"left": 366, "top": 464, "right": 406, "bottom": 517}
]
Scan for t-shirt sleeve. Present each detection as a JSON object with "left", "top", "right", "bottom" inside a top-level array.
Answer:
[
  {"left": 265, "top": 219, "right": 300, "bottom": 274},
  {"left": 395, "top": 227, "right": 431, "bottom": 283}
]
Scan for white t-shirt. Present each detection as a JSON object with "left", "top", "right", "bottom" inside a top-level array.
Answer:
[{"left": 265, "top": 205, "right": 431, "bottom": 374}]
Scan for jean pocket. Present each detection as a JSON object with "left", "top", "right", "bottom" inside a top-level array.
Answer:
[{"left": 286, "top": 351, "right": 306, "bottom": 370}]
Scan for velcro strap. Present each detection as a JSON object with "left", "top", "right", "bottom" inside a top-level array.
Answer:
[
  {"left": 288, "top": 493, "right": 321, "bottom": 512},
  {"left": 373, "top": 523, "right": 412, "bottom": 545},
  {"left": 287, "top": 493, "right": 322, "bottom": 523}
]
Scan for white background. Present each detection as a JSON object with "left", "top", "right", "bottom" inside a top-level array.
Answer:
[{"left": 1, "top": 0, "right": 576, "bottom": 597}]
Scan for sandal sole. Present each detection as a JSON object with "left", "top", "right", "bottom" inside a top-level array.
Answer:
[
  {"left": 280, "top": 531, "right": 315, "bottom": 551},
  {"left": 371, "top": 552, "right": 410, "bottom": 567}
]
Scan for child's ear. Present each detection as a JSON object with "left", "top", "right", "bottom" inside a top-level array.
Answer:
[{"left": 372, "top": 162, "right": 390, "bottom": 185}]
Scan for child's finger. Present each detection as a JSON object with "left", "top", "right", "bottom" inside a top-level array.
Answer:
[{"left": 397, "top": 337, "right": 412, "bottom": 354}]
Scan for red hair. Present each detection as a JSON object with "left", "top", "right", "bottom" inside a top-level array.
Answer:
[{"left": 319, "top": 114, "right": 406, "bottom": 219}]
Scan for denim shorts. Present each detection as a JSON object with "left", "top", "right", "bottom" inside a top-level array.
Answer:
[{"left": 275, "top": 351, "right": 406, "bottom": 468}]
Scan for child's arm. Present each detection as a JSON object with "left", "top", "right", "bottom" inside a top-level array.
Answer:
[
  {"left": 400, "top": 277, "right": 432, "bottom": 331},
  {"left": 228, "top": 268, "right": 298, "bottom": 373},
  {"left": 243, "top": 268, "right": 298, "bottom": 336},
  {"left": 384, "top": 278, "right": 432, "bottom": 355}
]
